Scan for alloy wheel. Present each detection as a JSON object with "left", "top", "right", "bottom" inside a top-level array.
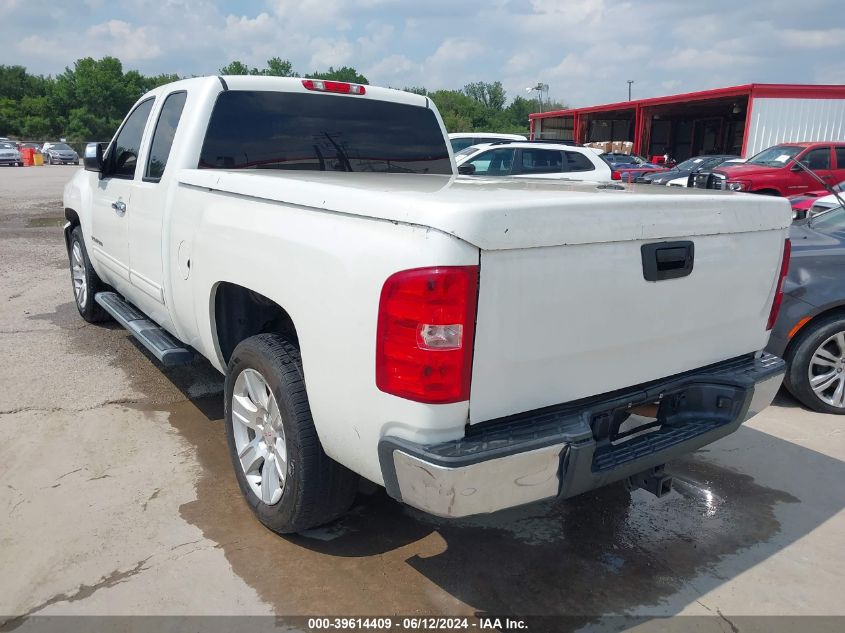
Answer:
[
  {"left": 231, "top": 368, "right": 288, "bottom": 505},
  {"left": 808, "top": 331, "right": 845, "bottom": 409},
  {"left": 71, "top": 241, "right": 87, "bottom": 309}
]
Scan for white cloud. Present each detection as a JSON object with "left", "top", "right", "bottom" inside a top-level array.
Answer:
[
  {"left": 86, "top": 19, "right": 161, "bottom": 61},
  {"left": 307, "top": 37, "right": 354, "bottom": 69},
  {"left": 780, "top": 27, "right": 845, "bottom": 48},
  {"left": 366, "top": 54, "right": 417, "bottom": 85},
  {"left": 2, "top": 0, "right": 843, "bottom": 108}
]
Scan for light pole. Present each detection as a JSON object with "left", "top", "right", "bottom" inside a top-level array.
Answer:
[
  {"left": 627, "top": 80, "right": 634, "bottom": 101},
  {"left": 527, "top": 82, "right": 549, "bottom": 112}
]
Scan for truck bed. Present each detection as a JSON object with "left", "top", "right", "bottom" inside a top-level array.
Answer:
[{"left": 178, "top": 169, "right": 791, "bottom": 423}]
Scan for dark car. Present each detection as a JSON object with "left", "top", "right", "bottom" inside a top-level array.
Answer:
[
  {"left": 637, "top": 154, "right": 738, "bottom": 185},
  {"left": 767, "top": 204, "right": 845, "bottom": 414}
]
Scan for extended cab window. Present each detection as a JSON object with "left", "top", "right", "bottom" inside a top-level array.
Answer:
[
  {"left": 199, "top": 91, "right": 451, "bottom": 174},
  {"left": 145, "top": 91, "right": 187, "bottom": 181},
  {"left": 108, "top": 98, "right": 154, "bottom": 179},
  {"left": 836, "top": 147, "right": 845, "bottom": 168},
  {"left": 801, "top": 147, "right": 830, "bottom": 170},
  {"left": 521, "top": 149, "right": 562, "bottom": 174}
]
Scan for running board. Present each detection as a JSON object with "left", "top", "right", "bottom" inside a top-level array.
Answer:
[{"left": 95, "top": 292, "right": 193, "bottom": 366}]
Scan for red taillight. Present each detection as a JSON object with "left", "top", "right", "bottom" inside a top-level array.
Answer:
[
  {"left": 376, "top": 266, "right": 478, "bottom": 404},
  {"left": 611, "top": 170, "right": 621, "bottom": 180},
  {"left": 767, "top": 239, "right": 791, "bottom": 331},
  {"left": 301, "top": 79, "right": 366, "bottom": 95}
]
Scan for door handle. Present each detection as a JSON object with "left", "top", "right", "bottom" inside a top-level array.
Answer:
[
  {"left": 111, "top": 200, "right": 126, "bottom": 214},
  {"left": 641, "top": 241, "right": 695, "bottom": 281}
]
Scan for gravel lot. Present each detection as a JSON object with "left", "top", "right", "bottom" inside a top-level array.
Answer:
[{"left": 1, "top": 165, "right": 844, "bottom": 631}]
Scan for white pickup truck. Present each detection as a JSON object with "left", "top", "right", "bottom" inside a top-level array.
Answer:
[{"left": 64, "top": 76, "right": 791, "bottom": 534}]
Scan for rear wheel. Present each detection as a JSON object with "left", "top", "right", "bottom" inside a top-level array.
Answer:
[
  {"left": 224, "top": 334, "right": 359, "bottom": 533},
  {"left": 69, "top": 226, "right": 109, "bottom": 322},
  {"left": 784, "top": 314, "right": 845, "bottom": 414}
]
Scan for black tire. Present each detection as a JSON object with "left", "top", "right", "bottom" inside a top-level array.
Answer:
[
  {"left": 224, "top": 334, "right": 359, "bottom": 533},
  {"left": 784, "top": 313, "right": 845, "bottom": 415},
  {"left": 69, "top": 226, "right": 110, "bottom": 323}
]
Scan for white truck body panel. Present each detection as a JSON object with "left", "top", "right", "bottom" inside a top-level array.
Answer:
[
  {"left": 471, "top": 229, "right": 787, "bottom": 422},
  {"left": 746, "top": 97, "right": 845, "bottom": 157}
]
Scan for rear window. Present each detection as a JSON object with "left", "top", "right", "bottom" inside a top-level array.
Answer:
[
  {"left": 564, "top": 151, "right": 595, "bottom": 172},
  {"left": 199, "top": 90, "right": 451, "bottom": 174}
]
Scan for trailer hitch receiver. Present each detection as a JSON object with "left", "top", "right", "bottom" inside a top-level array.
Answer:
[{"left": 625, "top": 465, "right": 673, "bottom": 498}]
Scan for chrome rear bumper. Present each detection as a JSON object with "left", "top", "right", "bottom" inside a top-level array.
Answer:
[{"left": 379, "top": 353, "right": 784, "bottom": 518}]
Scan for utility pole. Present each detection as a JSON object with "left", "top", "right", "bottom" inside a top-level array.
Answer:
[{"left": 627, "top": 80, "right": 634, "bottom": 101}]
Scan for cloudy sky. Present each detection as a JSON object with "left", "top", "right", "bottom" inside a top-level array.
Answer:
[{"left": 2, "top": 0, "right": 843, "bottom": 107}]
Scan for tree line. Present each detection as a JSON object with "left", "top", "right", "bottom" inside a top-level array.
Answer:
[{"left": 0, "top": 56, "right": 566, "bottom": 142}]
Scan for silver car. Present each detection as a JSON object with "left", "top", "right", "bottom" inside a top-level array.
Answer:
[
  {"left": 42, "top": 142, "right": 79, "bottom": 165},
  {"left": 0, "top": 141, "right": 23, "bottom": 167}
]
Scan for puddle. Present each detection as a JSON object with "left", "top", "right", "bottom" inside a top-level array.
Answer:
[{"left": 143, "top": 390, "right": 805, "bottom": 621}]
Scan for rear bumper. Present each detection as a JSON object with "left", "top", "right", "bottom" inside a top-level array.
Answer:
[{"left": 379, "top": 353, "right": 784, "bottom": 518}]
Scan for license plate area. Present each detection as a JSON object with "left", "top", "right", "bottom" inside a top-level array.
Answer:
[{"left": 589, "top": 381, "right": 748, "bottom": 458}]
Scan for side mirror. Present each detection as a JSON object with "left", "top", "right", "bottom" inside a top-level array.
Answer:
[
  {"left": 458, "top": 163, "right": 476, "bottom": 175},
  {"left": 791, "top": 162, "right": 804, "bottom": 172},
  {"left": 83, "top": 142, "right": 106, "bottom": 173}
]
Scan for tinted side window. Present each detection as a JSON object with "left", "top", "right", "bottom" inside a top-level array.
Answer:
[
  {"left": 801, "top": 147, "right": 830, "bottom": 170},
  {"left": 835, "top": 147, "right": 845, "bottom": 169},
  {"left": 466, "top": 148, "right": 514, "bottom": 175},
  {"left": 521, "top": 149, "right": 562, "bottom": 174},
  {"left": 200, "top": 91, "right": 451, "bottom": 174},
  {"left": 564, "top": 151, "right": 595, "bottom": 172},
  {"left": 451, "top": 138, "right": 474, "bottom": 152},
  {"left": 146, "top": 92, "right": 187, "bottom": 181},
  {"left": 109, "top": 99, "right": 154, "bottom": 179}
]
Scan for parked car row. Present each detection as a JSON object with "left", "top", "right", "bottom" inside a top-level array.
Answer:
[{"left": 0, "top": 140, "right": 80, "bottom": 165}]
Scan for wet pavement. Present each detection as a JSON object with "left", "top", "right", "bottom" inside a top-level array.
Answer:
[{"left": 1, "top": 166, "right": 844, "bottom": 631}]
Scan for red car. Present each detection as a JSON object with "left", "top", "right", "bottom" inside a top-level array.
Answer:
[
  {"left": 788, "top": 179, "right": 845, "bottom": 219},
  {"left": 707, "top": 142, "right": 845, "bottom": 195}
]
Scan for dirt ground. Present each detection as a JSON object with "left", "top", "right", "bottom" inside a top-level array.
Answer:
[{"left": 1, "top": 165, "right": 843, "bottom": 632}]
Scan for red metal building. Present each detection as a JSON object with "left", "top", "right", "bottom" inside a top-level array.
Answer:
[{"left": 529, "top": 84, "right": 845, "bottom": 161}]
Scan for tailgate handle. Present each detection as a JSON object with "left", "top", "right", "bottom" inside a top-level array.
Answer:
[{"left": 641, "top": 241, "right": 694, "bottom": 281}]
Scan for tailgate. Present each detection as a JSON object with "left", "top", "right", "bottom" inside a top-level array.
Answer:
[{"left": 469, "top": 227, "right": 788, "bottom": 423}]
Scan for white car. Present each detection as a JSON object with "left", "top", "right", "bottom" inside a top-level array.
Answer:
[
  {"left": 449, "top": 132, "right": 526, "bottom": 152},
  {"left": 63, "top": 75, "right": 789, "bottom": 534},
  {"left": 455, "top": 141, "right": 612, "bottom": 181}
]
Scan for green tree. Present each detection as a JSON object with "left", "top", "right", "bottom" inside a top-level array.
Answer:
[
  {"left": 219, "top": 60, "right": 252, "bottom": 75},
  {"left": 264, "top": 57, "right": 298, "bottom": 77},
  {"left": 308, "top": 66, "right": 368, "bottom": 84},
  {"left": 463, "top": 81, "right": 506, "bottom": 111},
  {"left": 0, "top": 55, "right": 541, "bottom": 140},
  {"left": 429, "top": 89, "right": 486, "bottom": 131}
]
